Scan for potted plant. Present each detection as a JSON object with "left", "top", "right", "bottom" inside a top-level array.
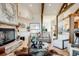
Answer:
[{"left": 27, "top": 26, "right": 30, "bottom": 31}]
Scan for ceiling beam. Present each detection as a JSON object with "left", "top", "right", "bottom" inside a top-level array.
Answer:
[
  {"left": 75, "top": 8, "right": 79, "bottom": 14},
  {"left": 58, "top": 3, "right": 75, "bottom": 16},
  {"left": 58, "top": 3, "right": 65, "bottom": 16},
  {"left": 41, "top": 3, "right": 44, "bottom": 32}
]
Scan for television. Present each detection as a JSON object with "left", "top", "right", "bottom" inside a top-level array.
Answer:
[{"left": 0, "top": 28, "right": 15, "bottom": 46}]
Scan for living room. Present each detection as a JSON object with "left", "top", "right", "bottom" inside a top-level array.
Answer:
[{"left": 0, "top": 3, "right": 79, "bottom": 56}]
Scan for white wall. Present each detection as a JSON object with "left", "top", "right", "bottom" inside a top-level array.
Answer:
[
  {"left": 43, "top": 15, "right": 56, "bottom": 45},
  {"left": 18, "top": 4, "right": 32, "bottom": 20},
  {"left": 17, "top": 4, "right": 41, "bottom": 45},
  {"left": 43, "top": 16, "right": 56, "bottom": 32}
]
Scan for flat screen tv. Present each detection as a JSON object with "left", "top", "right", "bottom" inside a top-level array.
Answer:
[{"left": 0, "top": 28, "right": 15, "bottom": 46}]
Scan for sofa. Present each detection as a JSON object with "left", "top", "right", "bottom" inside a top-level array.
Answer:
[{"left": 53, "top": 33, "right": 69, "bottom": 49}]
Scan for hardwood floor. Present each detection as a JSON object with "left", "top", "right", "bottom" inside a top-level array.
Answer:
[
  {"left": 52, "top": 47, "right": 69, "bottom": 56},
  {"left": 47, "top": 44, "right": 69, "bottom": 56}
]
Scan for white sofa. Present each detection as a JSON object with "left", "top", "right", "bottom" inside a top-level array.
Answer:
[{"left": 53, "top": 33, "right": 69, "bottom": 49}]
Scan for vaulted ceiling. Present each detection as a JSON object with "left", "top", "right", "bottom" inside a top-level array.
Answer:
[
  {"left": 44, "top": 3, "right": 62, "bottom": 16},
  {"left": 18, "top": 3, "right": 63, "bottom": 22}
]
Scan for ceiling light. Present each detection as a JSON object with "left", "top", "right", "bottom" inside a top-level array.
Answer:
[
  {"left": 29, "top": 4, "right": 32, "bottom": 7},
  {"left": 48, "top": 4, "right": 52, "bottom": 6}
]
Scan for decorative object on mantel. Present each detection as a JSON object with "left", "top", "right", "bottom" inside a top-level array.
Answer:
[
  {"left": 16, "top": 23, "right": 21, "bottom": 32},
  {"left": 20, "top": 23, "right": 25, "bottom": 28},
  {"left": 16, "top": 23, "right": 21, "bottom": 28},
  {"left": 16, "top": 23, "right": 25, "bottom": 28}
]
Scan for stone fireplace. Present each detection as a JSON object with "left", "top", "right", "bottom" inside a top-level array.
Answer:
[{"left": 0, "top": 28, "right": 15, "bottom": 46}]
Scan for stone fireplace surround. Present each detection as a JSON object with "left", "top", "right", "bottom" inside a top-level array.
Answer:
[{"left": 0, "top": 24, "right": 23, "bottom": 56}]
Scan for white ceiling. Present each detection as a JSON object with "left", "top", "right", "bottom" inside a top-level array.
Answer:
[
  {"left": 18, "top": 3, "right": 41, "bottom": 21},
  {"left": 43, "top": 3, "right": 62, "bottom": 25},
  {"left": 18, "top": 3, "right": 63, "bottom": 22},
  {"left": 22, "top": 3, "right": 41, "bottom": 15},
  {"left": 44, "top": 3, "right": 62, "bottom": 16}
]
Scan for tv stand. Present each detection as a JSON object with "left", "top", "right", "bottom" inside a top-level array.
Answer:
[{"left": 0, "top": 40, "right": 23, "bottom": 55}]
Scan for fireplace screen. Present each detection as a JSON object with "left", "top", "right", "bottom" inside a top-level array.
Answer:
[{"left": 0, "top": 28, "right": 15, "bottom": 46}]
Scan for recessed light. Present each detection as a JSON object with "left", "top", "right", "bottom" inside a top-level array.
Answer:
[
  {"left": 29, "top": 4, "right": 32, "bottom": 7},
  {"left": 48, "top": 4, "right": 52, "bottom": 6}
]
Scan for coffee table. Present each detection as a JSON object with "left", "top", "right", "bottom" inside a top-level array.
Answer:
[{"left": 29, "top": 48, "right": 48, "bottom": 56}]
